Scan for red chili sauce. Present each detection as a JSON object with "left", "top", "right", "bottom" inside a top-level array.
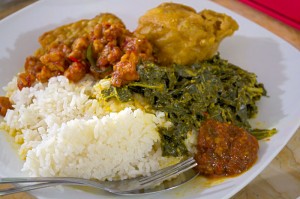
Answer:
[{"left": 194, "top": 119, "right": 259, "bottom": 177}]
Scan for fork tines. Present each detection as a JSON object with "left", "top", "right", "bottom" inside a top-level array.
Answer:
[{"left": 139, "top": 157, "right": 197, "bottom": 187}]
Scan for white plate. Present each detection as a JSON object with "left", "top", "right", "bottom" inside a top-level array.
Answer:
[{"left": 0, "top": 0, "right": 300, "bottom": 198}]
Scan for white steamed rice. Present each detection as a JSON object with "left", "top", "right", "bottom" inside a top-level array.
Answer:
[{"left": 1, "top": 75, "right": 180, "bottom": 181}]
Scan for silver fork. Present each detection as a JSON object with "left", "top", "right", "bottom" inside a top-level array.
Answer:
[{"left": 0, "top": 157, "right": 198, "bottom": 196}]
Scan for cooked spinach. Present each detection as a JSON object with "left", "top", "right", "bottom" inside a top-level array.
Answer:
[{"left": 101, "top": 54, "right": 276, "bottom": 156}]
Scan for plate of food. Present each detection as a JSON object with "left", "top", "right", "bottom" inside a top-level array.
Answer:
[{"left": 0, "top": 0, "right": 299, "bottom": 199}]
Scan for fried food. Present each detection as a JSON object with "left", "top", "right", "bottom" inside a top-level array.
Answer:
[
  {"left": 16, "top": 13, "right": 153, "bottom": 89},
  {"left": 38, "top": 13, "right": 124, "bottom": 51},
  {"left": 135, "top": 3, "right": 239, "bottom": 65}
]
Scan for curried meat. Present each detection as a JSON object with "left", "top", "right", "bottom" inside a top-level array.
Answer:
[
  {"left": 17, "top": 72, "right": 36, "bottom": 90},
  {"left": 64, "top": 62, "right": 88, "bottom": 82},
  {"left": 16, "top": 13, "right": 153, "bottom": 90},
  {"left": 89, "top": 22, "right": 153, "bottom": 87},
  {"left": 24, "top": 56, "right": 43, "bottom": 75},
  {"left": 0, "top": 97, "right": 13, "bottom": 116},
  {"left": 194, "top": 119, "right": 259, "bottom": 177},
  {"left": 111, "top": 51, "right": 139, "bottom": 87},
  {"left": 135, "top": 3, "right": 239, "bottom": 65},
  {"left": 68, "top": 37, "right": 90, "bottom": 61}
]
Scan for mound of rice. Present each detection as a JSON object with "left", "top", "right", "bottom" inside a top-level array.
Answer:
[{"left": 1, "top": 75, "right": 176, "bottom": 180}]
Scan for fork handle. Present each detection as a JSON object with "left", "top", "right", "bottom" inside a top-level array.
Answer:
[
  {"left": 0, "top": 177, "right": 103, "bottom": 187},
  {"left": 0, "top": 178, "right": 89, "bottom": 196},
  {"left": 0, "top": 177, "right": 86, "bottom": 184},
  {"left": 0, "top": 182, "right": 66, "bottom": 196}
]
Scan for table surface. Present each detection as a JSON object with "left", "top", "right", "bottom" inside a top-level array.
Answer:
[{"left": 0, "top": 1, "right": 299, "bottom": 199}]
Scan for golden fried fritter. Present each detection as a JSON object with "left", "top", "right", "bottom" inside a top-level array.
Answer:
[
  {"left": 135, "top": 3, "right": 239, "bottom": 65},
  {"left": 38, "top": 13, "right": 125, "bottom": 52}
]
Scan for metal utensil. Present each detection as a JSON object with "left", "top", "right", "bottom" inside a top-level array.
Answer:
[{"left": 0, "top": 157, "right": 198, "bottom": 196}]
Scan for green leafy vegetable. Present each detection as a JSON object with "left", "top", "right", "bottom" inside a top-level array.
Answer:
[
  {"left": 250, "top": 128, "right": 277, "bottom": 140},
  {"left": 101, "top": 86, "right": 132, "bottom": 102},
  {"left": 101, "top": 54, "right": 276, "bottom": 156},
  {"left": 87, "top": 43, "right": 113, "bottom": 74},
  {"left": 87, "top": 44, "right": 96, "bottom": 67}
]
